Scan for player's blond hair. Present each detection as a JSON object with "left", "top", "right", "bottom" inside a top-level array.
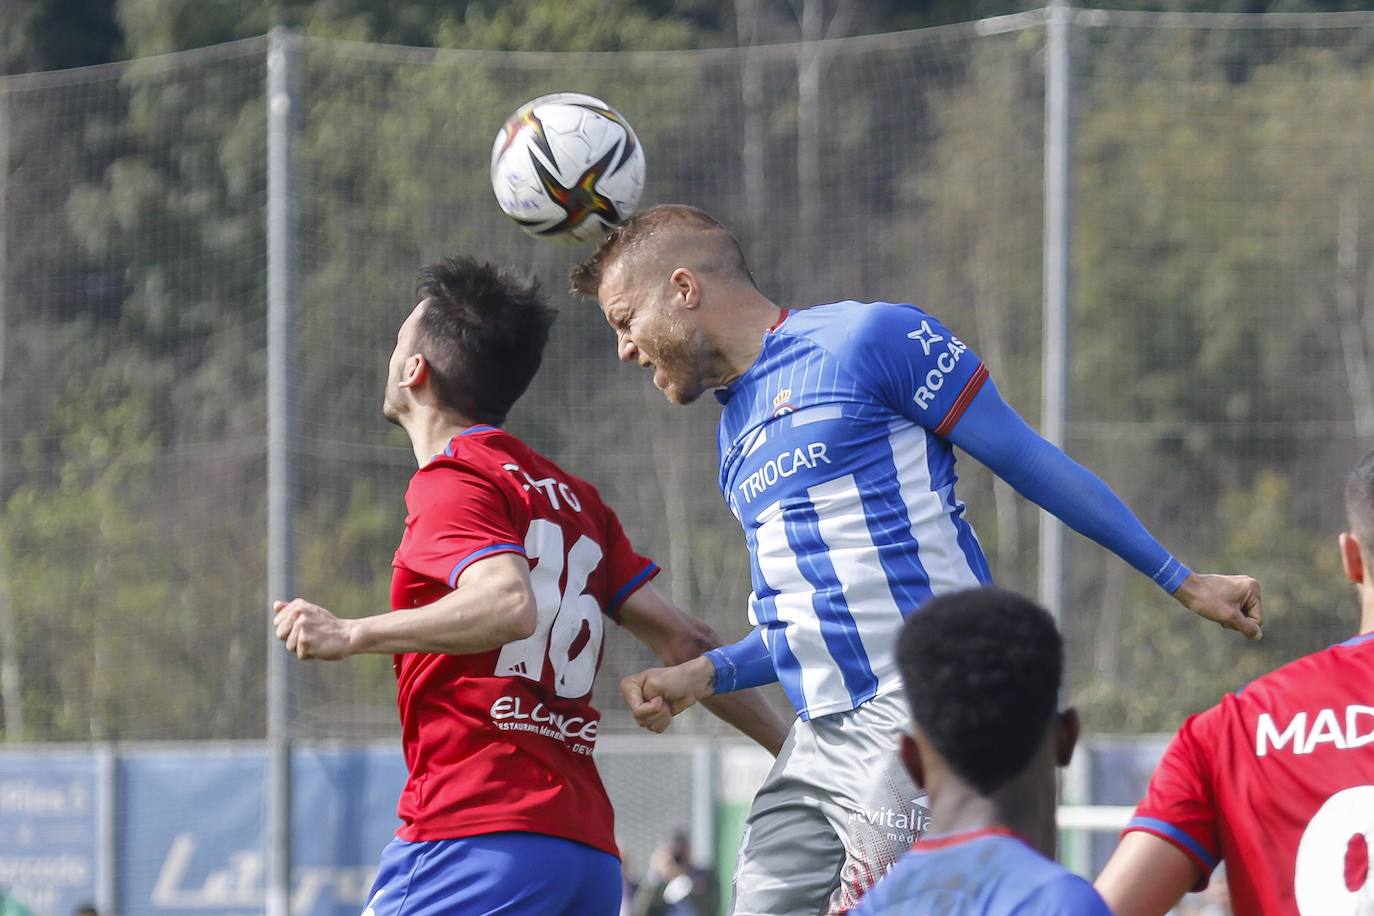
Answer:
[{"left": 569, "top": 204, "right": 755, "bottom": 297}]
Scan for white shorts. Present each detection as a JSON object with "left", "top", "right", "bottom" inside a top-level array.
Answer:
[{"left": 729, "top": 690, "right": 930, "bottom": 916}]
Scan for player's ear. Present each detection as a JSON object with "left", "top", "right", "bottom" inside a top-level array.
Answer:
[
  {"left": 900, "top": 732, "right": 926, "bottom": 791},
  {"left": 669, "top": 267, "right": 700, "bottom": 310},
  {"left": 399, "top": 353, "right": 428, "bottom": 390},
  {"left": 1054, "top": 707, "right": 1081, "bottom": 768},
  {"left": 1340, "top": 532, "right": 1365, "bottom": 586}
]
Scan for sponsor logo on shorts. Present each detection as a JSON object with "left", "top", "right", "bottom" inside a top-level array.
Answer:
[{"left": 849, "top": 803, "right": 932, "bottom": 844}]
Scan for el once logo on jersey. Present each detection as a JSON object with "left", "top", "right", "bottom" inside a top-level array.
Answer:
[{"left": 912, "top": 333, "right": 970, "bottom": 411}]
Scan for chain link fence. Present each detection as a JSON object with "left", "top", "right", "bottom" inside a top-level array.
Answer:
[
  {"left": 3, "top": 8, "right": 1369, "bottom": 744},
  {"left": 1, "top": 6, "right": 1373, "bottom": 910}
]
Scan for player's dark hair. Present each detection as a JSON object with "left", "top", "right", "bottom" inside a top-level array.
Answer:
[
  {"left": 897, "top": 588, "right": 1063, "bottom": 796},
  {"left": 414, "top": 257, "right": 557, "bottom": 425},
  {"left": 1346, "top": 449, "right": 1374, "bottom": 548},
  {"left": 569, "top": 204, "right": 755, "bottom": 297}
]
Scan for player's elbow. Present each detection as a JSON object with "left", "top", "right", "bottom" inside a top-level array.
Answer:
[
  {"left": 664, "top": 618, "right": 723, "bottom": 665},
  {"left": 499, "top": 588, "right": 538, "bottom": 642}
]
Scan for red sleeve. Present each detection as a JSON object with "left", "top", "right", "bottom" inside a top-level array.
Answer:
[
  {"left": 405, "top": 464, "right": 528, "bottom": 588},
  {"left": 597, "top": 505, "right": 659, "bottom": 620},
  {"left": 1123, "top": 711, "right": 1222, "bottom": 887}
]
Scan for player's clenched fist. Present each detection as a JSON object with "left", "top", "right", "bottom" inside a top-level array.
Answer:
[
  {"left": 272, "top": 598, "right": 356, "bottom": 660},
  {"left": 620, "top": 656, "right": 717, "bottom": 734},
  {"left": 1173, "top": 572, "right": 1264, "bottom": 640}
]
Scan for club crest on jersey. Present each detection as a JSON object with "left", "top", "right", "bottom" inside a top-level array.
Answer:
[
  {"left": 913, "top": 336, "right": 970, "bottom": 410},
  {"left": 771, "top": 388, "right": 796, "bottom": 418}
]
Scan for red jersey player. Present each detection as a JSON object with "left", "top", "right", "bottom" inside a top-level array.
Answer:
[
  {"left": 272, "top": 257, "right": 786, "bottom": 915},
  {"left": 1096, "top": 451, "right": 1374, "bottom": 916}
]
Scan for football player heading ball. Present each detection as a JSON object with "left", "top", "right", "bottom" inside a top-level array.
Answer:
[{"left": 570, "top": 204, "right": 1263, "bottom": 915}]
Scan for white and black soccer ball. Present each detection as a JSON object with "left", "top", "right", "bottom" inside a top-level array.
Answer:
[{"left": 490, "top": 92, "right": 646, "bottom": 241}]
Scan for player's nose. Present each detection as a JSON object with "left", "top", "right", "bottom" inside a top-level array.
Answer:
[{"left": 618, "top": 336, "right": 639, "bottom": 363}]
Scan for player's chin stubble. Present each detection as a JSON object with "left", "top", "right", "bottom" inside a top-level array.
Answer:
[{"left": 648, "top": 323, "right": 709, "bottom": 406}]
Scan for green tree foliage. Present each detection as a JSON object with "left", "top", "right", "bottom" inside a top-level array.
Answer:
[{"left": 5, "top": 2, "right": 1374, "bottom": 742}]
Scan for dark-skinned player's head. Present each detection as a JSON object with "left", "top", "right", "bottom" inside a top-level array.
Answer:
[
  {"left": 1340, "top": 450, "right": 1374, "bottom": 623},
  {"left": 570, "top": 205, "right": 757, "bottom": 406},
  {"left": 897, "top": 588, "right": 1078, "bottom": 802},
  {"left": 383, "top": 257, "right": 557, "bottom": 428}
]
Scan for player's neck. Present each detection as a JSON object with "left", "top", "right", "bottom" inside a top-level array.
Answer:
[
  {"left": 930, "top": 767, "right": 1058, "bottom": 858},
  {"left": 1360, "top": 599, "right": 1374, "bottom": 636},
  {"left": 402, "top": 408, "right": 478, "bottom": 467},
  {"left": 711, "top": 289, "right": 786, "bottom": 385}
]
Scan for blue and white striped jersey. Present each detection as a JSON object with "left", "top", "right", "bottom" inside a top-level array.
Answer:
[{"left": 713, "top": 301, "right": 993, "bottom": 720}]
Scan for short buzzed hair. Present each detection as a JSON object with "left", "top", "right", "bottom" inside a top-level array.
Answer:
[
  {"left": 897, "top": 588, "right": 1063, "bottom": 796},
  {"left": 569, "top": 204, "right": 755, "bottom": 297},
  {"left": 1346, "top": 449, "right": 1374, "bottom": 547}
]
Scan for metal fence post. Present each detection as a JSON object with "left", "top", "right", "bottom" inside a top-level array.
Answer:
[
  {"left": 1040, "top": 1, "right": 1072, "bottom": 623},
  {"left": 266, "top": 25, "right": 297, "bottom": 916},
  {"left": 0, "top": 70, "right": 21, "bottom": 745},
  {"left": 691, "top": 745, "right": 716, "bottom": 869},
  {"left": 96, "top": 743, "right": 117, "bottom": 913}
]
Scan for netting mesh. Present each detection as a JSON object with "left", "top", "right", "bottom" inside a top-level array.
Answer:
[
  {"left": 0, "top": 10, "right": 1371, "bottom": 747},
  {"left": 1063, "top": 13, "right": 1374, "bottom": 727},
  {"left": 0, "top": 41, "right": 269, "bottom": 742},
  {"left": 281, "top": 23, "right": 1042, "bottom": 739}
]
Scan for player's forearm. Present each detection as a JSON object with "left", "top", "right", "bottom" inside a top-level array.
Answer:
[
  {"left": 948, "top": 382, "right": 1189, "bottom": 593},
  {"left": 700, "top": 689, "right": 789, "bottom": 756},
  {"left": 1095, "top": 834, "right": 1199, "bottom": 916},
  {"left": 619, "top": 592, "right": 789, "bottom": 753},
  {"left": 676, "top": 637, "right": 789, "bottom": 755},
  {"left": 348, "top": 584, "right": 536, "bottom": 656},
  {"left": 704, "top": 627, "right": 780, "bottom": 692}
]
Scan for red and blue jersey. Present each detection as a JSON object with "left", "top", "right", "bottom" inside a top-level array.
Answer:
[
  {"left": 852, "top": 827, "right": 1110, "bottom": 915},
  {"left": 1126, "top": 631, "right": 1374, "bottom": 915},
  {"left": 388, "top": 425, "right": 659, "bottom": 855}
]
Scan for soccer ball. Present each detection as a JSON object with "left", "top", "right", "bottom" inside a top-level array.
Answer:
[{"left": 490, "top": 92, "right": 646, "bottom": 241}]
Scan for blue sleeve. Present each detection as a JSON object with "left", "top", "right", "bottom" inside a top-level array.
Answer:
[
  {"left": 1013, "top": 875, "right": 1112, "bottom": 915},
  {"left": 946, "top": 378, "right": 1190, "bottom": 594},
  {"left": 704, "top": 627, "right": 778, "bottom": 694},
  {"left": 839, "top": 303, "right": 991, "bottom": 436}
]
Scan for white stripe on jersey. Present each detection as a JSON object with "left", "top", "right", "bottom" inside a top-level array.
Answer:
[
  {"left": 889, "top": 422, "right": 984, "bottom": 595},
  {"left": 792, "top": 404, "right": 844, "bottom": 426},
  {"left": 742, "top": 424, "right": 769, "bottom": 457},
  {"left": 808, "top": 474, "right": 909, "bottom": 704},
  {"left": 754, "top": 499, "right": 848, "bottom": 714}
]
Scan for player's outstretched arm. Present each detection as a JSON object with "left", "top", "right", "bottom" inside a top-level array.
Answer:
[
  {"left": 617, "top": 584, "right": 788, "bottom": 755},
  {"left": 1094, "top": 832, "right": 1199, "bottom": 916},
  {"left": 841, "top": 305, "right": 1262, "bottom": 639},
  {"left": 272, "top": 553, "right": 537, "bottom": 660},
  {"left": 944, "top": 380, "right": 1263, "bottom": 640}
]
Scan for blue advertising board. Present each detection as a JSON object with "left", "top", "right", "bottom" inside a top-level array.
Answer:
[
  {"left": 1086, "top": 738, "right": 1168, "bottom": 873},
  {"left": 0, "top": 744, "right": 405, "bottom": 916},
  {"left": 0, "top": 751, "right": 98, "bottom": 915}
]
